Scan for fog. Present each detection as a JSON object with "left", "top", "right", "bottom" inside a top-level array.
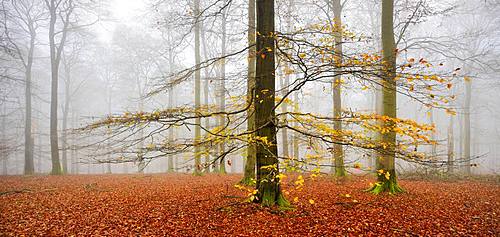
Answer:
[{"left": 1, "top": 0, "right": 499, "bottom": 176}]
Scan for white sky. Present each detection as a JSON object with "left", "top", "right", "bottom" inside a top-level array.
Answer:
[{"left": 111, "top": 0, "right": 146, "bottom": 20}]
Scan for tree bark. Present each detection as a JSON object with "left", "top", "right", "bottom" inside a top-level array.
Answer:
[
  {"left": 463, "top": 78, "right": 471, "bottom": 174},
  {"left": 165, "top": 24, "right": 175, "bottom": 173},
  {"left": 200, "top": 21, "right": 211, "bottom": 173},
  {"left": 369, "top": 0, "right": 403, "bottom": 194},
  {"left": 193, "top": 0, "right": 202, "bottom": 175},
  {"left": 280, "top": 0, "right": 293, "bottom": 167},
  {"left": 2, "top": 106, "right": 7, "bottom": 175},
  {"left": 331, "top": 0, "right": 346, "bottom": 177},
  {"left": 241, "top": 0, "right": 256, "bottom": 184},
  {"left": 47, "top": 0, "right": 63, "bottom": 175},
  {"left": 447, "top": 113, "right": 454, "bottom": 173},
  {"left": 219, "top": 0, "right": 228, "bottom": 174},
  {"left": 255, "top": 0, "right": 288, "bottom": 207},
  {"left": 61, "top": 60, "right": 71, "bottom": 174},
  {"left": 24, "top": 28, "right": 35, "bottom": 175}
]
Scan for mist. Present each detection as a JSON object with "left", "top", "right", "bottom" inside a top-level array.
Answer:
[{"left": 1, "top": 0, "right": 499, "bottom": 235}]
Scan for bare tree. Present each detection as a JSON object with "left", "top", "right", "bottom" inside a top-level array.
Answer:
[{"left": 1, "top": 0, "right": 46, "bottom": 175}]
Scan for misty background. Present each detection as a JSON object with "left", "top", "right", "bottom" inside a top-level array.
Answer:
[{"left": 1, "top": 0, "right": 499, "bottom": 175}]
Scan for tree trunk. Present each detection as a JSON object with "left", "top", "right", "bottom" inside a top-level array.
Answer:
[
  {"left": 331, "top": 0, "right": 346, "bottom": 177},
  {"left": 463, "top": 78, "right": 471, "bottom": 175},
  {"left": 369, "top": 0, "right": 403, "bottom": 194},
  {"left": 24, "top": 34, "right": 35, "bottom": 175},
  {"left": 280, "top": 0, "right": 293, "bottom": 167},
  {"left": 61, "top": 64, "right": 71, "bottom": 174},
  {"left": 2, "top": 106, "right": 7, "bottom": 175},
  {"left": 430, "top": 108, "right": 437, "bottom": 158},
  {"left": 106, "top": 84, "right": 112, "bottom": 174},
  {"left": 292, "top": 91, "right": 299, "bottom": 167},
  {"left": 218, "top": 1, "right": 228, "bottom": 174},
  {"left": 71, "top": 109, "right": 77, "bottom": 174},
  {"left": 241, "top": 0, "right": 256, "bottom": 184},
  {"left": 200, "top": 21, "right": 211, "bottom": 173},
  {"left": 193, "top": 0, "right": 202, "bottom": 175},
  {"left": 447, "top": 113, "right": 454, "bottom": 173},
  {"left": 137, "top": 99, "right": 145, "bottom": 173},
  {"left": 254, "top": 0, "right": 289, "bottom": 207},
  {"left": 48, "top": 1, "right": 62, "bottom": 175},
  {"left": 166, "top": 25, "right": 175, "bottom": 173}
]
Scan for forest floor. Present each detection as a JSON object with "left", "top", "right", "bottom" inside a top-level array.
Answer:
[{"left": 0, "top": 174, "right": 498, "bottom": 236}]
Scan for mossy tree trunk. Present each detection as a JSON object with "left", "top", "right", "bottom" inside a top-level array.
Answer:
[
  {"left": 241, "top": 0, "right": 256, "bottom": 185},
  {"left": 331, "top": 0, "right": 346, "bottom": 177},
  {"left": 369, "top": 0, "right": 403, "bottom": 194},
  {"left": 254, "top": 0, "right": 289, "bottom": 207}
]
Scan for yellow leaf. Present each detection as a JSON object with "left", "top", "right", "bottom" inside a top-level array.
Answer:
[
  {"left": 345, "top": 194, "right": 351, "bottom": 198},
  {"left": 293, "top": 197, "right": 299, "bottom": 203},
  {"left": 308, "top": 199, "right": 315, "bottom": 204},
  {"left": 385, "top": 171, "right": 391, "bottom": 180}
]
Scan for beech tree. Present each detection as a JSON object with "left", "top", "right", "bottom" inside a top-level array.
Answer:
[
  {"left": 253, "top": 0, "right": 289, "bottom": 207},
  {"left": 1, "top": 0, "right": 45, "bottom": 175},
  {"left": 240, "top": 0, "right": 256, "bottom": 185},
  {"left": 367, "top": 0, "right": 403, "bottom": 194},
  {"left": 80, "top": 0, "right": 459, "bottom": 204},
  {"left": 193, "top": 0, "right": 202, "bottom": 175}
]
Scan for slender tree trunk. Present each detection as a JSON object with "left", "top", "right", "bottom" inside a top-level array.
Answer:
[
  {"left": 292, "top": 90, "right": 299, "bottom": 166},
  {"left": 218, "top": 1, "right": 228, "bottom": 174},
  {"left": 369, "top": 3, "right": 380, "bottom": 172},
  {"left": 241, "top": 0, "right": 256, "bottom": 184},
  {"left": 36, "top": 103, "right": 42, "bottom": 173},
  {"left": 430, "top": 108, "right": 437, "bottom": 158},
  {"left": 106, "top": 84, "right": 112, "bottom": 174},
  {"left": 280, "top": 0, "right": 293, "bottom": 167},
  {"left": 254, "top": 0, "right": 288, "bottom": 207},
  {"left": 331, "top": 0, "right": 346, "bottom": 177},
  {"left": 167, "top": 88, "right": 175, "bottom": 172},
  {"left": 200, "top": 21, "right": 211, "bottom": 173},
  {"left": 48, "top": 1, "right": 62, "bottom": 175},
  {"left": 463, "top": 78, "right": 471, "bottom": 174},
  {"left": 447, "top": 114, "right": 454, "bottom": 173},
  {"left": 193, "top": 0, "right": 202, "bottom": 175},
  {"left": 61, "top": 65, "right": 71, "bottom": 174},
  {"left": 2, "top": 107, "right": 7, "bottom": 175},
  {"left": 24, "top": 35, "right": 35, "bottom": 175},
  {"left": 165, "top": 25, "right": 175, "bottom": 173},
  {"left": 137, "top": 99, "right": 145, "bottom": 173},
  {"left": 70, "top": 109, "right": 75, "bottom": 174},
  {"left": 369, "top": 0, "right": 403, "bottom": 194}
]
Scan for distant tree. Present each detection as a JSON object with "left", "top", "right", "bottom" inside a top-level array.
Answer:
[
  {"left": 193, "top": 0, "right": 202, "bottom": 175},
  {"left": 1, "top": 0, "right": 46, "bottom": 175},
  {"left": 45, "top": 0, "right": 74, "bottom": 175}
]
